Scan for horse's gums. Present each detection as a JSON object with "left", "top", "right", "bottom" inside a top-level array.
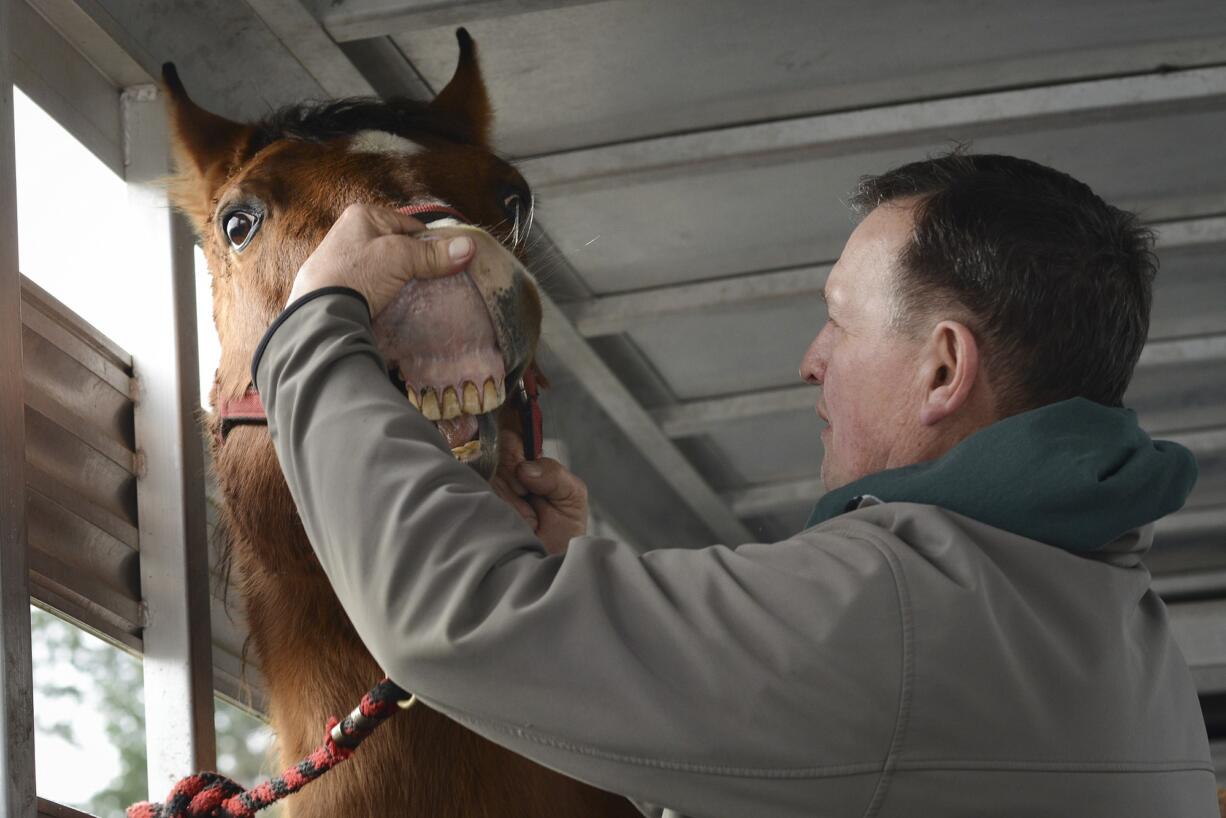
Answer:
[{"left": 168, "top": 30, "right": 641, "bottom": 818}]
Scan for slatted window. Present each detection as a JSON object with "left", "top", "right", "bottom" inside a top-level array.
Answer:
[{"left": 2, "top": 6, "right": 274, "bottom": 817}]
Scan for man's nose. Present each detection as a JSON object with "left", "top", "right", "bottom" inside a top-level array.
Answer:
[{"left": 799, "top": 340, "right": 825, "bottom": 386}]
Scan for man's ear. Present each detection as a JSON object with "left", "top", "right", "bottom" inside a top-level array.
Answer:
[
  {"left": 161, "top": 63, "right": 254, "bottom": 230},
  {"left": 427, "top": 28, "right": 492, "bottom": 147},
  {"left": 918, "top": 320, "right": 981, "bottom": 426}
]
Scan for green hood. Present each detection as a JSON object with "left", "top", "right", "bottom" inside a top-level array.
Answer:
[{"left": 804, "top": 397, "right": 1198, "bottom": 553}]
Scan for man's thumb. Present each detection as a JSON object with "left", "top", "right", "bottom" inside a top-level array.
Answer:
[
  {"left": 410, "top": 232, "right": 473, "bottom": 279},
  {"left": 517, "top": 460, "right": 583, "bottom": 506}
]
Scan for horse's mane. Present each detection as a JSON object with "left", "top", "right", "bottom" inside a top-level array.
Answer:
[{"left": 249, "top": 97, "right": 475, "bottom": 154}]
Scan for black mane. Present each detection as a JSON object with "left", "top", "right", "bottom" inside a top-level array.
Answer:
[{"left": 249, "top": 97, "right": 470, "bottom": 154}]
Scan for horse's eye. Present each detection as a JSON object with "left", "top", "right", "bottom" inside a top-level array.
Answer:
[{"left": 224, "top": 210, "right": 261, "bottom": 251}]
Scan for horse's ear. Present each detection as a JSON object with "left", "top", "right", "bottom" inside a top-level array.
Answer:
[
  {"left": 428, "top": 28, "right": 492, "bottom": 147},
  {"left": 161, "top": 63, "right": 253, "bottom": 222}
]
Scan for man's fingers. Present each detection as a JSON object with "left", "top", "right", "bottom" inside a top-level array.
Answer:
[
  {"left": 516, "top": 459, "right": 586, "bottom": 508},
  {"left": 338, "top": 201, "right": 430, "bottom": 236},
  {"left": 347, "top": 203, "right": 475, "bottom": 279},
  {"left": 491, "top": 476, "right": 538, "bottom": 528},
  {"left": 496, "top": 427, "right": 528, "bottom": 495},
  {"left": 374, "top": 231, "right": 473, "bottom": 281}
]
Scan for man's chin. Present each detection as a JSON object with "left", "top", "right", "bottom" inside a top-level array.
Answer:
[
  {"left": 819, "top": 463, "right": 837, "bottom": 493},
  {"left": 819, "top": 459, "right": 858, "bottom": 494}
]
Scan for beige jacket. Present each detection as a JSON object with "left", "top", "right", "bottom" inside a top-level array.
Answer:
[{"left": 253, "top": 290, "right": 1217, "bottom": 818}]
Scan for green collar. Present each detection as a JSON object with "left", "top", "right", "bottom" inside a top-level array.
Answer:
[{"left": 804, "top": 398, "right": 1197, "bottom": 553}]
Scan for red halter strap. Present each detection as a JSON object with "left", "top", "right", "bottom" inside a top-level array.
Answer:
[
  {"left": 519, "top": 367, "right": 544, "bottom": 461},
  {"left": 219, "top": 373, "right": 543, "bottom": 463},
  {"left": 216, "top": 386, "right": 266, "bottom": 444}
]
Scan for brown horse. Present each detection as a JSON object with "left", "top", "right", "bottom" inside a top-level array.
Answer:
[{"left": 165, "top": 30, "right": 641, "bottom": 818}]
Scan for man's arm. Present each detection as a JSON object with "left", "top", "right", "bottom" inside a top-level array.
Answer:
[{"left": 253, "top": 291, "right": 906, "bottom": 818}]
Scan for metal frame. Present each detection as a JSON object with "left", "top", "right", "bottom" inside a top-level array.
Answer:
[
  {"left": 123, "top": 82, "right": 218, "bottom": 793},
  {"left": 6, "top": 1, "right": 264, "bottom": 809},
  {"left": 1, "top": 2, "right": 38, "bottom": 815}
]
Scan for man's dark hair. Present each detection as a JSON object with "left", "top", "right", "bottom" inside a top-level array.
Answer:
[{"left": 849, "top": 150, "right": 1157, "bottom": 414}]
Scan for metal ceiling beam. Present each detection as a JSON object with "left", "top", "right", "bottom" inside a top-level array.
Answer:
[
  {"left": 518, "top": 65, "right": 1226, "bottom": 195},
  {"left": 567, "top": 214, "right": 1226, "bottom": 339},
  {"left": 1137, "top": 333, "right": 1226, "bottom": 368},
  {"left": 654, "top": 329, "right": 1226, "bottom": 440},
  {"left": 1166, "top": 598, "right": 1226, "bottom": 695},
  {"left": 724, "top": 476, "right": 824, "bottom": 519},
  {"left": 1153, "top": 214, "right": 1226, "bottom": 249},
  {"left": 539, "top": 293, "right": 754, "bottom": 545},
  {"left": 1164, "top": 426, "right": 1226, "bottom": 459},
  {"left": 567, "top": 262, "right": 832, "bottom": 338},
  {"left": 1150, "top": 569, "right": 1226, "bottom": 603},
  {"left": 243, "top": 0, "right": 376, "bottom": 97},
  {"left": 1155, "top": 505, "right": 1226, "bottom": 541},
  {"left": 317, "top": 0, "right": 606, "bottom": 43},
  {"left": 655, "top": 386, "right": 816, "bottom": 439}
]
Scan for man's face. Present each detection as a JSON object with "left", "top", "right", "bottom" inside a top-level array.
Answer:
[{"left": 799, "top": 202, "right": 928, "bottom": 491}]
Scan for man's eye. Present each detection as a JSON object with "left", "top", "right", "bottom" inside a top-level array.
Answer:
[{"left": 223, "top": 210, "right": 261, "bottom": 250}]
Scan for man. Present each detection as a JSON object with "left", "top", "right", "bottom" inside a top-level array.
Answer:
[{"left": 253, "top": 152, "right": 1219, "bottom": 816}]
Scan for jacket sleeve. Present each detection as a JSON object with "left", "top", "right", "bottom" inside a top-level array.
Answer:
[{"left": 252, "top": 290, "right": 908, "bottom": 818}]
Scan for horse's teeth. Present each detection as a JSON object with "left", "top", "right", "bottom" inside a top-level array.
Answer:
[
  {"left": 406, "top": 383, "right": 420, "bottom": 410},
  {"left": 483, "top": 378, "right": 499, "bottom": 411},
  {"left": 442, "top": 386, "right": 461, "bottom": 419},
  {"left": 450, "top": 440, "right": 481, "bottom": 460},
  {"left": 421, "top": 388, "right": 441, "bottom": 420},
  {"left": 462, "top": 382, "right": 482, "bottom": 414}
]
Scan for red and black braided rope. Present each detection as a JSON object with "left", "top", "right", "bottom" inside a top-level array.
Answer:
[{"left": 127, "top": 678, "right": 412, "bottom": 818}]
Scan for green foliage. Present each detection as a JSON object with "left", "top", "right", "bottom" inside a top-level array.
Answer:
[
  {"left": 31, "top": 606, "right": 284, "bottom": 818},
  {"left": 31, "top": 605, "right": 146, "bottom": 817}
]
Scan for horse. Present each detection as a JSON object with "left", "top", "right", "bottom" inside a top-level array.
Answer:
[{"left": 164, "top": 29, "right": 642, "bottom": 818}]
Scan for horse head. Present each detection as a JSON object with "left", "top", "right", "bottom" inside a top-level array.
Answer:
[{"left": 164, "top": 29, "right": 540, "bottom": 484}]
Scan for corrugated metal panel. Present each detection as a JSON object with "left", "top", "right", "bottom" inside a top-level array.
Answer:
[
  {"left": 21, "top": 274, "right": 140, "bottom": 648},
  {"left": 20, "top": 272, "right": 267, "bottom": 708}
]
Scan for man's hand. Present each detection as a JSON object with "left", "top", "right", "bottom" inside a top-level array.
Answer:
[
  {"left": 491, "top": 428, "right": 589, "bottom": 555},
  {"left": 287, "top": 203, "right": 475, "bottom": 316}
]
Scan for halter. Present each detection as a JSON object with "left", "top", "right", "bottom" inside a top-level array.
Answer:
[{"left": 217, "top": 204, "right": 544, "bottom": 461}]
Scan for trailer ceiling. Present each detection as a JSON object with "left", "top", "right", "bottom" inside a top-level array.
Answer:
[{"left": 24, "top": 0, "right": 1225, "bottom": 579}]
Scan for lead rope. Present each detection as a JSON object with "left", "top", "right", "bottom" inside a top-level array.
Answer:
[
  {"left": 126, "top": 678, "right": 415, "bottom": 818},
  {"left": 132, "top": 371, "right": 545, "bottom": 818}
]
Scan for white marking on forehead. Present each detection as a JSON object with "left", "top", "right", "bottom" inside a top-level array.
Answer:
[{"left": 348, "top": 130, "right": 424, "bottom": 157}]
